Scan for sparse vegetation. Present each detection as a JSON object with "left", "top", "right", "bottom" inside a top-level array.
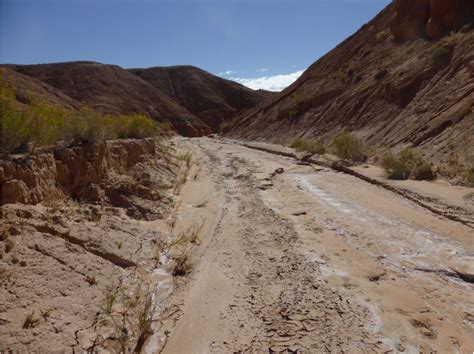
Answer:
[
  {"left": 381, "top": 148, "right": 435, "bottom": 181},
  {"left": 134, "top": 292, "right": 154, "bottom": 352},
  {"left": 376, "top": 30, "right": 389, "bottom": 41},
  {"left": 332, "top": 133, "right": 367, "bottom": 163},
  {"left": 101, "top": 287, "right": 117, "bottom": 314},
  {"left": 374, "top": 68, "right": 388, "bottom": 80},
  {"left": 172, "top": 251, "right": 192, "bottom": 276},
  {"left": 86, "top": 274, "right": 98, "bottom": 286},
  {"left": 464, "top": 168, "right": 474, "bottom": 186},
  {"left": 173, "top": 151, "right": 193, "bottom": 194},
  {"left": 290, "top": 138, "right": 326, "bottom": 155},
  {"left": 352, "top": 73, "right": 363, "bottom": 84},
  {"left": 23, "top": 312, "right": 40, "bottom": 329},
  {"left": 431, "top": 43, "right": 452, "bottom": 64},
  {"left": 461, "top": 99, "right": 472, "bottom": 116},
  {"left": 0, "top": 80, "right": 166, "bottom": 154}
]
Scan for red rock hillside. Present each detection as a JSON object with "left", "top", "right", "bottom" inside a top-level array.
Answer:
[
  {"left": 2, "top": 62, "right": 272, "bottom": 137},
  {"left": 2, "top": 62, "right": 210, "bottom": 136},
  {"left": 225, "top": 1, "right": 474, "bottom": 164},
  {"left": 129, "top": 65, "right": 274, "bottom": 130}
]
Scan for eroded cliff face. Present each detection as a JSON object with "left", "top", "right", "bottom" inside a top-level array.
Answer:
[
  {"left": 1, "top": 138, "right": 177, "bottom": 219},
  {"left": 0, "top": 138, "right": 183, "bottom": 352},
  {"left": 391, "top": 0, "right": 474, "bottom": 41}
]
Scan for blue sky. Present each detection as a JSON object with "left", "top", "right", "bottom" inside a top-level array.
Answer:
[{"left": 0, "top": 0, "right": 390, "bottom": 90}]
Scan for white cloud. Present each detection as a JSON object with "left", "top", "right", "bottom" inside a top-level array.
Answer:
[
  {"left": 256, "top": 68, "right": 270, "bottom": 72},
  {"left": 231, "top": 70, "right": 304, "bottom": 92},
  {"left": 219, "top": 70, "right": 237, "bottom": 76}
]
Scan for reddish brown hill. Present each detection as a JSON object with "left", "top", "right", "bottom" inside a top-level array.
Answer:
[
  {"left": 129, "top": 65, "right": 273, "bottom": 130},
  {"left": 1, "top": 67, "right": 82, "bottom": 111},
  {"left": 3, "top": 62, "right": 211, "bottom": 136},
  {"left": 226, "top": 2, "right": 474, "bottom": 163}
]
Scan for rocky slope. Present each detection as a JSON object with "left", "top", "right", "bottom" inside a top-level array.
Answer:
[
  {"left": 129, "top": 65, "right": 273, "bottom": 129},
  {"left": 225, "top": 1, "right": 474, "bottom": 164}
]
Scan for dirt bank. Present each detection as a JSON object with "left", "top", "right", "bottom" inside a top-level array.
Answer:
[{"left": 0, "top": 138, "right": 183, "bottom": 352}]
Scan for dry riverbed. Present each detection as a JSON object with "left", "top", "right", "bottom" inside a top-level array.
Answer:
[
  {"left": 1, "top": 136, "right": 473, "bottom": 353},
  {"left": 158, "top": 137, "right": 474, "bottom": 353}
]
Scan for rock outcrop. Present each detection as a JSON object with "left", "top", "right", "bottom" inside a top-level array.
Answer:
[
  {"left": 226, "top": 2, "right": 474, "bottom": 164},
  {"left": 1, "top": 138, "right": 176, "bottom": 220},
  {"left": 391, "top": 0, "right": 474, "bottom": 41}
]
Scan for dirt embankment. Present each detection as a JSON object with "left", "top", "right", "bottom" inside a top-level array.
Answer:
[
  {"left": 1, "top": 138, "right": 175, "bottom": 218},
  {"left": 0, "top": 138, "right": 183, "bottom": 352}
]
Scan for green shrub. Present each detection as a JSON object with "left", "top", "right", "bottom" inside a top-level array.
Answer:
[
  {"left": 414, "top": 162, "right": 436, "bottom": 181},
  {"left": 290, "top": 138, "right": 325, "bottom": 155},
  {"left": 382, "top": 148, "right": 435, "bottom": 181},
  {"left": 1, "top": 81, "right": 164, "bottom": 154},
  {"left": 381, "top": 151, "right": 411, "bottom": 180},
  {"left": 1, "top": 97, "right": 30, "bottom": 152},
  {"left": 332, "top": 133, "right": 367, "bottom": 163},
  {"left": 117, "top": 114, "right": 158, "bottom": 139}
]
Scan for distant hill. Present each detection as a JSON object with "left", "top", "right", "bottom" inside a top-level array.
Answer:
[
  {"left": 225, "top": 1, "right": 474, "bottom": 163},
  {"left": 2, "top": 61, "right": 271, "bottom": 136},
  {"left": 129, "top": 65, "right": 274, "bottom": 129},
  {"left": 2, "top": 62, "right": 210, "bottom": 136}
]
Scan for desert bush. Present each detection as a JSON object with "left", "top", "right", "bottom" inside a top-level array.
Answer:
[
  {"left": 461, "top": 99, "right": 472, "bottom": 116},
  {"left": 381, "top": 151, "right": 413, "bottom": 180},
  {"left": 1, "top": 82, "right": 164, "bottom": 154},
  {"left": 382, "top": 148, "right": 435, "bottom": 180},
  {"left": 1, "top": 82, "right": 33, "bottom": 152},
  {"left": 332, "top": 133, "right": 367, "bottom": 163},
  {"left": 413, "top": 162, "right": 436, "bottom": 181},
  {"left": 290, "top": 138, "right": 325, "bottom": 154},
  {"left": 431, "top": 43, "right": 452, "bottom": 64},
  {"left": 172, "top": 252, "right": 192, "bottom": 276},
  {"left": 116, "top": 114, "right": 158, "bottom": 139}
]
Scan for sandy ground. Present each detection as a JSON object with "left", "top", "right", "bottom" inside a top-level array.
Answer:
[{"left": 149, "top": 137, "right": 474, "bottom": 353}]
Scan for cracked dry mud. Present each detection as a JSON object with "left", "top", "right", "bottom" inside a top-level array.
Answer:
[{"left": 158, "top": 137, "right": 474, "bottom": 353}]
